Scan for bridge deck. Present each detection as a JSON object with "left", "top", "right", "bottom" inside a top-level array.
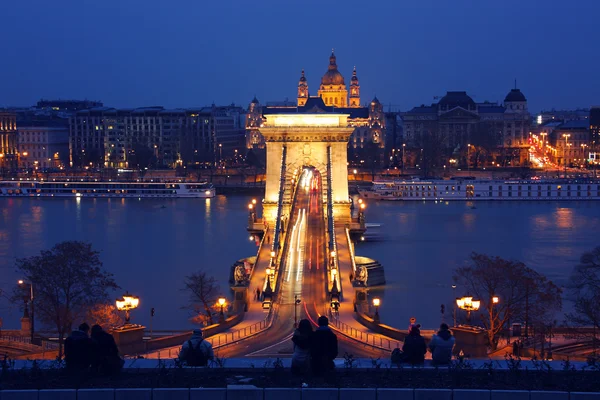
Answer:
[{"left": 334, "top": 226, "right": 406, "bottom": 352}]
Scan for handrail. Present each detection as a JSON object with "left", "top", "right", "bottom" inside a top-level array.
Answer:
[
  {"left": 147, "top": 308, "right": 275, "bottom": 360},
  {"left": 272, "top": 146, "right": 287, "bottom": 253},
  {"left": 0, "top": 336, "right": 58, "bottom": 350},
  {"left": 330, "top": 317, "right": 401, "bottom": 351},
  {"left": 345, "top": 226, "right": 357, "bottom": 276},
  {"left": 326, "top": 146, "right": 339, "bottom": 292}
]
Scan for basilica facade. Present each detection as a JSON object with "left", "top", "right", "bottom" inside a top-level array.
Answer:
[{"left": 246, "top": 51, "right": 385, "bottom": 154}]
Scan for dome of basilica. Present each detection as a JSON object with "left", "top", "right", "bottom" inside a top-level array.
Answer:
[{"left": 321, "top": 51, "right": 345, "bottom": 86}]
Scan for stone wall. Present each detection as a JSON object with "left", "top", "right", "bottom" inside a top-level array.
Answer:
[
  {"left": 0, "top": 388, "right": 596, "bottom": 400},
  {"left": 140, "top": 313, "right": 245, "bottom": 354}
]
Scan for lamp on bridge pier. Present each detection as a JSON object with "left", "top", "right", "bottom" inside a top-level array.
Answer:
[
  {"left": 456, "top": 296, "right": 480, "bottom": 324},
  {"left": 373, "top": 297, "right": 381, "bottom": 324},
  {"left": 116, "top": 293, "right": 140, "bottom": 324},
  {"left": 218, "top": 297, "right": 226, "bottom": 323},
  {"left": 17, "top": 280, "right": 34, "bottom": 343}
]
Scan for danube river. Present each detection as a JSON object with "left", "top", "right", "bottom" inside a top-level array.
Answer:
[{"left": 1, "top": 196, "right": 598, "bottom": 331}]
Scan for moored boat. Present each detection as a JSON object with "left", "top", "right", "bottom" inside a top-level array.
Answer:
[
  {"left": 0, "top": 180, "right": 216, "bottom": 198},
  {"left": 357, "top": 179, "right": 600, "bottom": 201}
]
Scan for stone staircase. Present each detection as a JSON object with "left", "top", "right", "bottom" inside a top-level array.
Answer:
[{"left": 355, "top": 256, "right": 386, "bottom": 286}]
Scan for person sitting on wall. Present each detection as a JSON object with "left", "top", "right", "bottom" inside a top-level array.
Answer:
[
  {"left": 393, "top": 324, "right": 427, "bottom": 365},
  {"left": 428, "top": 323, "right": 455, "bottom": 365},
  {"left": 64, "top": 323, "right": 94, "bottom": 371}
]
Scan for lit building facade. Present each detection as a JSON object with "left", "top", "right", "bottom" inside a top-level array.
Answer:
[
  {"left": 549, "top": 120, "right": 590, "bottom": 167},
  {"left": 246, "top": 51, "right": 385, "bottom": 154},
  {"left": 536, "top": 108, "right": 589, "bottom": 125},
  {"left": 591, "top": 106, "right": 600, "bottom": 163},
  {"left": 0, "top": 111, "right": 18, "bottom": 169},
  {"left": 70, "top": 105, "right": 246, "bottom": 168},
  {"left": 401, "top": 88, "right": 531, "bottom": 165},
  {"left": 18, "top": 121, "right": 69, "bottom": 169}
]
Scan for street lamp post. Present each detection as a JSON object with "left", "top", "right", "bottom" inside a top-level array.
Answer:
[
  {"left": 218, "top": 297, "right": 226, "bottom": 323},
  {"left": 467, "top": 143, "right": 471, "bottom": 172},
  {"left": 402, "top": 143, "right": 406, "bottom": 175},
  {"left": 294, "top": 295, "right": 301, "bottom": 328},
  {"left": 373, "top": 297, "right": 381, "bottom": 324},
  {"left": 562, "top": 134, "right": 570, "bottom": 176},
  {"left": 581, "top": 144, "right": 588, "bottom": 168},
  {"left": 452, "top": 284, "right": 457, "bottom": 327},
  {"left": 456, "top": 296, "right": 480, "bottom": 325},
  {"left": 115, "top": 293, "right": 140, "bottom": 324},
  {"left": 17, "top": 280, "right": 34, "bottom": 343}
]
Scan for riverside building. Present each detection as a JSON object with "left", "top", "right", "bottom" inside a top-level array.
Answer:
[{"left": 69, "top": 105, "right": 246, "bottom": 168}]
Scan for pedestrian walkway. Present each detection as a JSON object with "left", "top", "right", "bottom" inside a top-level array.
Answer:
[{"left": 332, "top": 226, "right": 403, "bottom": 351}]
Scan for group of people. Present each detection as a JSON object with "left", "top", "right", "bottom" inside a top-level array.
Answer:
[
  {"left": 64, "top": 323, "right": 124, "bottom": 374},
  {"left": 392, "top": 323, "right": 456, "bottom": 365},
  {"left": 291, "top": 316, "right": 338, "bottom": 376}
]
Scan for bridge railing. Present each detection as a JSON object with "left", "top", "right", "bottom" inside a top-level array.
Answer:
[
  {"left": 345, "top": 226, "right": 357, "bottom": 276},
  {"left": 148, "top": 308, "right": 275, "bottom": 359},
  {"left": 330, "top": 318, "right": 401, "bottom": 351},
  {"left": 0, "top": 335, "right": 59, "bottom": 351},
  {"left": 326, "top": 146, "right": 339, "bottom": 291}
]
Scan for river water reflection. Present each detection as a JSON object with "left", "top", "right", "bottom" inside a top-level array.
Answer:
[{"left": 1, "top": 197, "right": 597, "bottom": 331}]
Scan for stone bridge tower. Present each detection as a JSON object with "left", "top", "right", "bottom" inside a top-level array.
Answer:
[{"left": 255, "top": 109, "right": 354, "bottom": 227}]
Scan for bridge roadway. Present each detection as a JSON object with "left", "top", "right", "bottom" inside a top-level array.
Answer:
[{"left": 217, "top": 170, "right": 388, "bottom": 358}]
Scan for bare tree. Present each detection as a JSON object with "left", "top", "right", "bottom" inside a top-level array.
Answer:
[
  {"left": 565, "top": 246, "right": 600, "bottom": 354},
  {"left": 454, "top": 253, "right": 562, "bottom": 350},
  {"left": 13, "top": 241, "right": 119, "bottom": 357},
  {"left": 86, "top": 303, "right": 124, "bottom": 332},
  {"left": 182, "top": 271, "right": 220, "bottom": 326}
]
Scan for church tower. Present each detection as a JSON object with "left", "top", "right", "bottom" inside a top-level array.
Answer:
[
  {"left": 318, "top": 50, "right": 348, "bottom": 107},
  {"left": 349, "top": 66, "right": 360, "bottom": 107},
  {"left": 297, "top": 69, "right": 308, "bottom": 107}
]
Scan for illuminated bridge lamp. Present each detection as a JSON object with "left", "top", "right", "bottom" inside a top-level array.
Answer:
[
  {"left": 372, "top": 297, "right": 381, "bottom": 323},
  {"left": 360, "top": 203, "right": 366, "bottom": 210},
  {"left": 116, "top": 293, "right": 140, "bottom": 324},
  {"left": 270, "top": 251, "right": 276, "bottom": 258},
  {"left": 252, "top": 198, "right": 257, "bottom": 205},
  {"left": 266, "top": 267, "right": 272, "bottom": 276},
  {"left": 217, "top": 297, "right": 226, "bottom": 322},
  {"left": 248, "top": 203, "right": 253, "bottom": 210},
  {"left": 492, "top": 296, "right": 499, "bottom": 304}
]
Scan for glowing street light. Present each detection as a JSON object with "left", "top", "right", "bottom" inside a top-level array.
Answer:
[
  {"left": 217, "top": 297, "right": 226, "bottom": 322},
  {"left": 492, "top": 296, "right": 499, "bottom": 304},
  {"left": 373, "top": 297, "right": 381, "bottom": 323},
  {"left": 17, "top": 280, "right": 34, "bottom": 342},
  {"left": 116, "top": 293, "right": 140, "bottom": 324}
]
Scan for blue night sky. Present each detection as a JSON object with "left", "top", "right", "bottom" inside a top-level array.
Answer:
[{"left": 1, "top": 0, "right": 598, "bottom": 112}]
